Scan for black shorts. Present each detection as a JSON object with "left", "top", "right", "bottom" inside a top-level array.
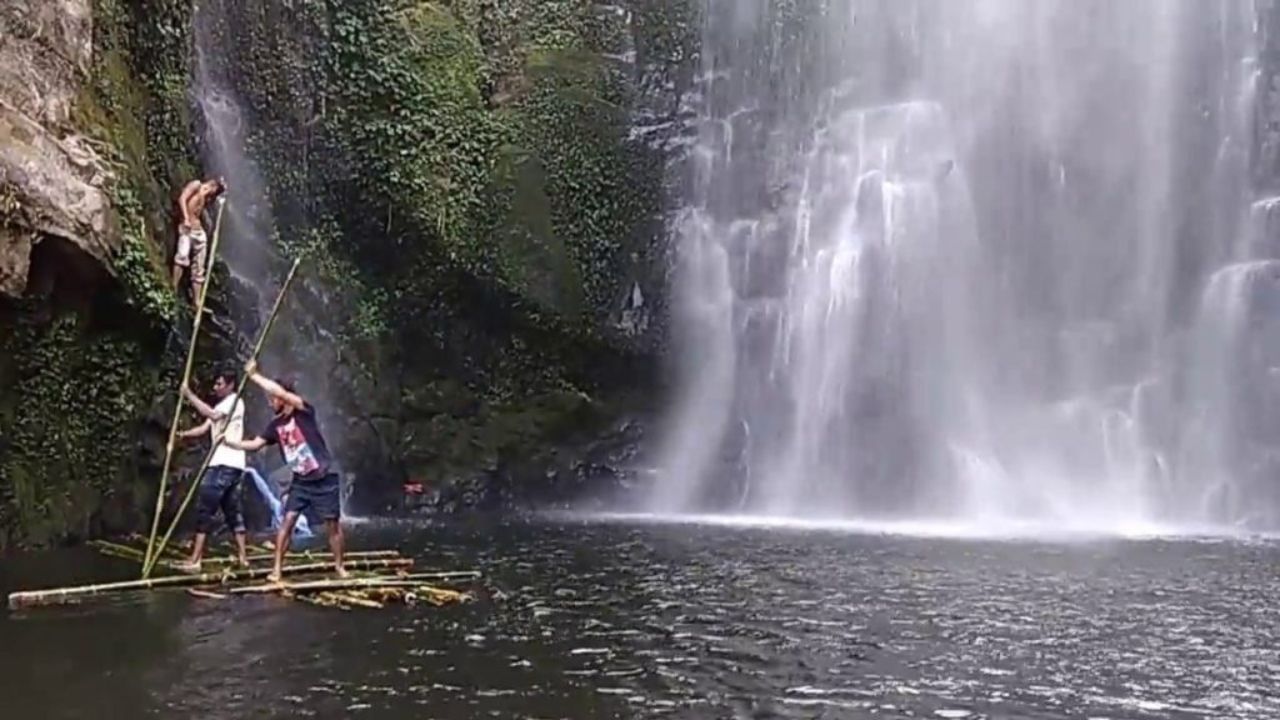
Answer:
[
  {"left": 284, "top": 472, "right": 341, "bottom": 525},
  {"left": 197, "top": 465, "right": 245, "bottom": 534}
]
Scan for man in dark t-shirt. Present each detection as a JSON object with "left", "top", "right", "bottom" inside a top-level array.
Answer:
[{"left": 226, "top": 360, "right": 346, "bottom": 582}]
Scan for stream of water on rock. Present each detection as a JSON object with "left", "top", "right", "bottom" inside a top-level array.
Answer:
[{"left": 189, "top": 0, "right": 358, "bottom": 511}]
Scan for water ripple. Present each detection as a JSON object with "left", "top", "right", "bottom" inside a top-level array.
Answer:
[{"left": 2, "top": 519, "right": 1278, "bottom": 719}]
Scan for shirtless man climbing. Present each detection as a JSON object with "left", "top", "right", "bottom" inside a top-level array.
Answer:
[{"left": 172, "top": 177, "right": 226, "bottom": 303}]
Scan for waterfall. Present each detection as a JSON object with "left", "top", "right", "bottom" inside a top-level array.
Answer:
[
  {"left": 192, "top": 0, "right": 275, "bottom": 318},
  {"left": 189, "top": 0, "right": 355, "bottom": 515},
  {"left": 651, "top": 0, "right": 1272, "bottom": 531}
]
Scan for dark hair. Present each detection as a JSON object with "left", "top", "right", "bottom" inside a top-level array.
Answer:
[
  {"left": 279, "top": 375, "right": 298, "bottom": 393},
  {"left": 209, "top": 177, "right": 227, "bottom": 198},
  {"left": 215, "top": 367, "right": 238, "bottom": 386}
]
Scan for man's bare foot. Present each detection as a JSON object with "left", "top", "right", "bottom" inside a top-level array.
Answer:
[
  {"left": 335, "top": 566, "right": 350, "bottom": 579},
  {"left": 238, "top": 558, "right": 250, "bottom": 569},
  {"left": 177, "top": 561, "right": 202, "bottom": 574},
  {"left": 266, "top": 570, "right": 283, "bottom": 584}
]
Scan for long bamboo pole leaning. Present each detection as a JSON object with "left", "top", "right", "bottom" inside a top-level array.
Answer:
[
  {"left": 142, "top": 257, "right": 303, "bottom": 578},
  {"left": 143, "top": 199, "right": 229, "bottom": 573},
  {"left": 8, "top": 557, "right": 414, "bottom": 610}
]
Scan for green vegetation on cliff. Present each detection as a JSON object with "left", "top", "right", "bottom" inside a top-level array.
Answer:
[
  {"left": 0, "top": 311, "right": 163, "bottom": 546},
  {"left": 320, "top": 0, "right": 662, "bottom": 321},
  {"left": 0, "top": 0, "right": 695, "bottom": 546},
  {"left": 79, "top": 0, "right": 196, "bottom": 323},
  {"left": 0, "top": 0, "right": 197, "bottom": 548},
  {"left": 215, "top": 0, "right": 683, "bottom": 502}
]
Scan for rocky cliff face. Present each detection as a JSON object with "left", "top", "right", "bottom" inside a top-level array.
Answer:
[
  {"left": 0, "top": 1, "right": 114, "bottom": 297},
  {"left": 0, "top": 0, "right": 697, "bottom": 547},
  {"left": 0, "top": 0, "right": 194, "bottom": 548},
  {"left": 182, "top": 0, "right": 702, "bottom": 514}
]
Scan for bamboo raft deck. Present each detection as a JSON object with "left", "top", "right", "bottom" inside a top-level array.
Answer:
[
  {"left": 2, "top": 241, "right": 479, "bottom": 613},
  {"left": 7, "top": 537, "right": 479, "bottom": 611}
]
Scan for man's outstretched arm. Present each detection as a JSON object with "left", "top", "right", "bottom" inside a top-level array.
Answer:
[
  {"left": 244, "top": 360, "right": 306, "bottom": 411},
  {"left": 225, "top": 435, "right": 269, "bottom": 452},
  {"left": 181, "top": 385, "right": 226, "bottom": 422},
  {"left": 177, "top": 420, "right": 212, "bottom": 440}
]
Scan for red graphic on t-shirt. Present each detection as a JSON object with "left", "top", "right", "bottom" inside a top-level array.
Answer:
[{"left": 275, "top": 418, "right": 319, "bottom": 475}]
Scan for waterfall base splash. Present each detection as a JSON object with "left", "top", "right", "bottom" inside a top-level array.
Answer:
[{"left": 559, "top": 510, "right": 1274, "bottom": 543}]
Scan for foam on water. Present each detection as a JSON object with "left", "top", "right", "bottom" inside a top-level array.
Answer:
[{"left": 562, "top": 511, "right": 1280, "bottom": 545}]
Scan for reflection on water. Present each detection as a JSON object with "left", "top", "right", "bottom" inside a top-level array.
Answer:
[{"left": 1, "top": 518, "right": 1278, "bottom": 719}]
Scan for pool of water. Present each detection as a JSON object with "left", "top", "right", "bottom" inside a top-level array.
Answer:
[{"left": 1, "top": 517, "right": 1277, "bottom": 719}]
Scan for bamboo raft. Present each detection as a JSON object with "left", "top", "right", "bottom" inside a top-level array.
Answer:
[
  {"left": 7, "top": 537, "right": 480, "bottom": 611},
  {"left": 5, "top": 227, "right": 479, "bottom": 613}
]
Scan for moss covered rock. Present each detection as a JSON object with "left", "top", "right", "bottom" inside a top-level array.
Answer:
[
  {"left": 192, "top": 0, "right": 691, "bottom": 507},
  {"left": 0, "top": 0, "right": 198, "bottom": 549}
]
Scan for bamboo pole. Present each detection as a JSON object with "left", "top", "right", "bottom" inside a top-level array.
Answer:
[
  {"left": 95, "top": 541, "right": 402, "bottom": 566},
  {"left": 229, "top": 577, "right": 459, "bottom": 594},
  {"left": 172, "top": 550, "right": 404, "bottom": 567},
  {"left": 143, "top": 199, "right": 228, "bottom": 571},
  {"left": 8, "top": 557, "right": 413, "bottom": 610},
  {"left": 415, "top": 586, "right": 471, "bottom": 605},
  {"left": 363, "top": 586, "right": 415, "bottom": 602},
  {"left": 149, "top": 551, "right": 402, "bottom": 572},
  {"left": 322, "top": 592, "right": 384, "bottom": 609},
  {"left": 143, "top": 258, "right": 302, "bottom": 578},
  {"left": 89, "top": 540, "right": 154, "bottom": 562},
  {"left": 386, "top": 571, "right": 482, "bottom": 582},
  {"left": 289, "top": 593, "right": 345, "bottom": 609}
]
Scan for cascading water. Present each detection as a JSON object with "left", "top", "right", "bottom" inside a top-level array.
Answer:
[
  {"left": 651, "top": 0, "right": 1279, "bottom": 531},
  {"left": 189, "top": 0, "right": 355, "bottom": 514},
  {"left": 191, "top": 0, "right": 277, "bottom": 326}
]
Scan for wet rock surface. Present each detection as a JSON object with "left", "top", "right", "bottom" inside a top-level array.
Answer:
[
  {"left": 0, "top": 0, "right": 117, "bottom": 298},
  {"left": 389, "top": 415, "right": 652, "bottom": 518}
]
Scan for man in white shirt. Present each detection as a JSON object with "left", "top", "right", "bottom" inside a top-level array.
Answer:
[{"left": 177, "top": 368, "right": 248, "bottom": 571}]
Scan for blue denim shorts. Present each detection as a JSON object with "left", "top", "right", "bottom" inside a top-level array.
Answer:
[
  {"left": 197, "top": 465, "right": 245, "bottom": 534},
  {"left": 284, "top": 472, "right": 341, "bottom": 525}
]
